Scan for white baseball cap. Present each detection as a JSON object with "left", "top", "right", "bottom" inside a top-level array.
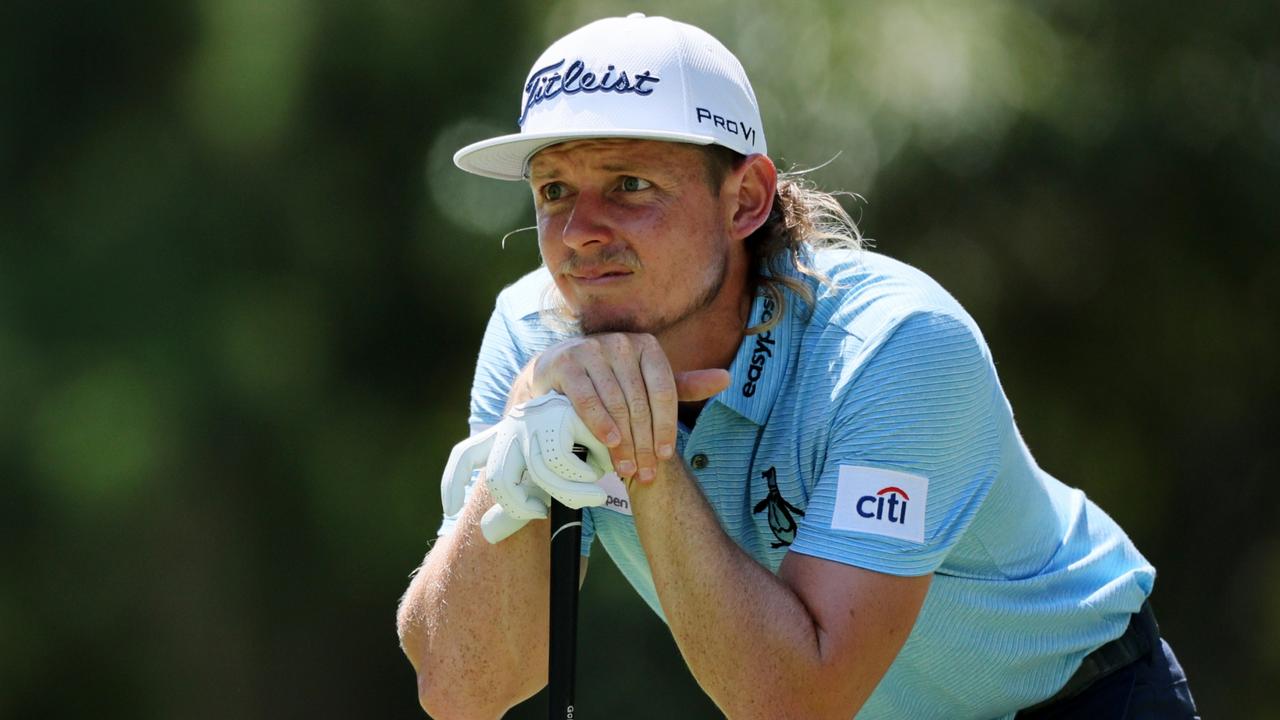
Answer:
[{"left": 453, "top": 13, "right": 767, "bottom": 181}]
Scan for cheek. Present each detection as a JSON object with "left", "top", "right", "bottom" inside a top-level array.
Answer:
[
  {"left": 658, "top": 213, "right": 724, "bottom": 270},
  {"left": 537, "top": 227, "right": 563, "bottom": 265}
]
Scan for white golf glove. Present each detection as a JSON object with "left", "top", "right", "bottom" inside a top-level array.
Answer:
[{"left": 440, "top": 392, "right": 613, "bottom": 544}]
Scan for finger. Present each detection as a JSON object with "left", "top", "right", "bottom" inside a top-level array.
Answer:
[
  {"left": 480, "top": 480, "right": 549, "bottom": 543},
  {"left": 527, "top": 440, "right": 607, "bottom": 509},
  {"left": 485, "top": 433, "right": 547, "bottom": 521},
  {"left": 480, "top": 504, "right": 531, "bottom": 544},
  {"left": 522, "top": 393, "right": 615, "bottom": 477},
  {"left": 581, "top": 359, "right": 637, "bottom": 479},
  {"left": 575, "top": 345, "right": 633, "bottom": 469},
  {"left": 675, "top": 368, "right": 732, "bottom": 401},
  {"left": 555, "top": 351, "right": 626, "bottom": 459},
  {"left": 581, "top": 351, "right": 629, "bottom": 451},
  {"left": 567, "top": 337, "right": 635, "bottom": 479},
  {"left": 598, "top": 335, "right": 655, "bottom": 482},
  {"left": 637, "top": 336, "right": 678, "bottom": 461},
  {"left": 565, "top": 412, "right": 615, "bottom": 477},
  {"left": 533, "top": 427, "right": 598, "bottom": 482},
  {"left": 441, "top": 426, "right": 497, "bottom": 514},
  {"left": 530, "top": 419, "right": 601, "bottom": 483}
]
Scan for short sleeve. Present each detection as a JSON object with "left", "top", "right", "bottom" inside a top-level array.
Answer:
[
  {"left": 469, "top": 303, "right": 532, "bottom": 433},
  {"left": 438, "top": 274, "right": 573, "bottom": 539},
  {"left": 789, "top": 311, "right": 1002, "bottom": 576},
  {"left": 439, "top": 301, "right": 535, "bottom": 538}
]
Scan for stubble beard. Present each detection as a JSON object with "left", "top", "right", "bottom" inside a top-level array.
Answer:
[{"left": 574, "top": 245, "right": 729, "bottom": 338}]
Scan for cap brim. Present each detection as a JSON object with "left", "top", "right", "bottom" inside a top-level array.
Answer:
[{"left": 453, "top": 129, "right": 720, "bottom": 181}]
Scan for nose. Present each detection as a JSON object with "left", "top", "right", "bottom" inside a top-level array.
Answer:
[{"left": 557, "top": 190, "right": 612, "bottom": 251}]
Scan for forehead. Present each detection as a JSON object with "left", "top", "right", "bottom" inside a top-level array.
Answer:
[{"left": 527, "top": 138, "right": 707, "bottom": 178}]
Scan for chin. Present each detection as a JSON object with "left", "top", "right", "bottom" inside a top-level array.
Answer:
[{"left": 578, "top": 309, "right": 648, "bottom": 335}]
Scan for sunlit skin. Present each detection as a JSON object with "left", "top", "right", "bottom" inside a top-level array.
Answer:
[
  {"left": 529, "top": 139, "right": 751, "bottom": 370},
  {"left": 523, "top": 139, "right": 775, "bottom": 479},
  {"left": 399, "top": 139, "right": 932, "bottom": 719},
  {"left": 514, "top": 139, "right": 930, "bottom": 718}
]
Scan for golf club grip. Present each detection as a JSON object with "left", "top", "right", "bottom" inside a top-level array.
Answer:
[{"left": 548, "top": 444, "right": 587, "bottom": 720}]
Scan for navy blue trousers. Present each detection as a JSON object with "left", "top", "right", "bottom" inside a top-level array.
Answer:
[{"left": 1017, "top": 638, "right": 1199, "bottom": 719}]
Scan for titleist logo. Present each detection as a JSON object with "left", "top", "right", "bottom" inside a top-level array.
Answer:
[{"left": 519, "top": 59, "right": 660, "bottom": 125}]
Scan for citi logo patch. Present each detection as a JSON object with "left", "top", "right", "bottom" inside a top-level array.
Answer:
[{"left": 830, "top": 466, "right": 928, "bottom": 543}]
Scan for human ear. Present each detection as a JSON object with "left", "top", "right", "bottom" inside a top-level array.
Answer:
[{"left": 724, "top": 153, "right": 778, "bottom": 242}]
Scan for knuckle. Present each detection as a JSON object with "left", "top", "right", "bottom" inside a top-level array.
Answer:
[
  {"left": 575, "top": 392, "right": 605, "bottom": 414},
  {"left": 598, "top": 380, "right": 625, "bottom": 402},
  {"left": 649, "top": 384, "right": 677, "bottom": 404},
  {"left": 610, "top": 333, "right": 636, "bottom": 357},
  {"left": 615, "top": 427, "right": 634, "bottom": 447},
  {"left": 566, "top": 377, "right": 594, "bottom": 400},
  {"left": 626, "top": 395, "right": 651, "bottom": 421},
  {"left": 591, "top": 424, "right": 617, "bottom": 445},
  {"left": 604, "top": 397, "right": 629, "bottom": 418}
]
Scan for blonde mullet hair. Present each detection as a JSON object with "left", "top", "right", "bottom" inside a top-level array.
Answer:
[
  {"left": 740, "top": 161, "right": 864, "bottom": 335},
  {"left": 537, "top": 146, "right": 864, "bottom": 335}
]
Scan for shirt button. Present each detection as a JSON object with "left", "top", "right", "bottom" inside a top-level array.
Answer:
[{"left": 690, "top": 454, "right": 709, "bottom": 470}]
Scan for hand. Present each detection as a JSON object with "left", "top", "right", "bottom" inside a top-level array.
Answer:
[
  {"left": 441, "top": 424, "right": 534, "bottom": 542},
  {"left": 441, "top": 393, "right": 612, "bottom": 543},
  {"left": 529, "top": 334, "right": 730, "bottom": 484}
]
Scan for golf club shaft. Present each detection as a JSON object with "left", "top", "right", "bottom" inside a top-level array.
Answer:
[{"left": 548, "top": 445, "right": 587, "bottom": 719}]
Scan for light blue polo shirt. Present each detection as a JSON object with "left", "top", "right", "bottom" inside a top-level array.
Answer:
[{"left": 450, "top": 249, "right": 1155, "bottom": 719}]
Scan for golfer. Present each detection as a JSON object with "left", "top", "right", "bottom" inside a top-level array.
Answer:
[{"left": 397, "top": 14, "right": 1198, "bottom": 719}]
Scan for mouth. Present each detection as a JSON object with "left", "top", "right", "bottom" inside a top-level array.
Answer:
[{"left": 568, "top": 268, "right": 634, "bottom": 286}]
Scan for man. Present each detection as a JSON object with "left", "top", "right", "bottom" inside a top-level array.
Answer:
[{"left": 397, "top": 14, "right": 1198, "bottom": 719}]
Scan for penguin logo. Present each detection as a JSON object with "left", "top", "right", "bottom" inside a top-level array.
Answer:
[{"left": 753, "top": 466, "right": 805, "bottom": 548}]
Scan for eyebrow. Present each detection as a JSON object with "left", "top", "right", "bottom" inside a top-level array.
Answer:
[
  {"left": 529, "top": 161, "right": 658, "bottom": 180},
  {"left": 528, "top": 167, "right": 561, "bottom": 181}
]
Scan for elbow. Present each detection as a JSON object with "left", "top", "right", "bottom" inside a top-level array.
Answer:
[
  {"left": 396, "top": 601, "right": 446, "bottom": 716},
  {"left": 397, "top": 632, "right": 470, "bottom": 717},
  {"left": 401, "top": 629, "right": 536, "bottom": 720},
  {"left": 413, "top": 668, "right": 476, "bottom": 719},
  {"left": 395, "top": 591, "right": 542, "bottom": 717},
  {"left": 415, "top": 667, "right": 531, "bottom": 720},
  {"left": 415, "top": 671, "right": 456, "bottom": 719}
]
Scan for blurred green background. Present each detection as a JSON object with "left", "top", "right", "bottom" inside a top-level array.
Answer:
[{"left": 2, "top": 0, "right": 1276, "bottom": 717}]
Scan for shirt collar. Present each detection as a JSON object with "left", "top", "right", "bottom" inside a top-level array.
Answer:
[{"left": 715, "top": 289, "right": 797, "bottom": 426}]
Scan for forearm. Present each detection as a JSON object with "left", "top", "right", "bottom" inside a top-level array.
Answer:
[
  {"left": 396, "top": 484, "right": 551, "bottom": 718},
  {"left": 632, "top": 460, "right": 859, "bottom": 719}
]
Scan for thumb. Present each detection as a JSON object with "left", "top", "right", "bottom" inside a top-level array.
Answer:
[
  {"left": 441, "top": 425, "right": 497, "bottom": 515},
  {"left": 675, "top": 369, "right": 732, "bottom": 402}
]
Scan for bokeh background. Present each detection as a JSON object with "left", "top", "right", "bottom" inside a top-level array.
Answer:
[{"left": 3, "top": 0, "right": 1277, "bottom": 717}]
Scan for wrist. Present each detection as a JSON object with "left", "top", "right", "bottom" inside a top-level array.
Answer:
[{"left": 630, "top": 456, "right": 691, "bottom": 507}]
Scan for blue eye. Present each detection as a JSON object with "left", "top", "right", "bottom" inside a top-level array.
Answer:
[{"left": 621, "top": 176, "right": 651, "bottom": 192}]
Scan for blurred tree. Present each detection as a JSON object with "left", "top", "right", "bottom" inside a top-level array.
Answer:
[{"left": 1, "top": 0, "right": 1276, "bottom": 718}]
